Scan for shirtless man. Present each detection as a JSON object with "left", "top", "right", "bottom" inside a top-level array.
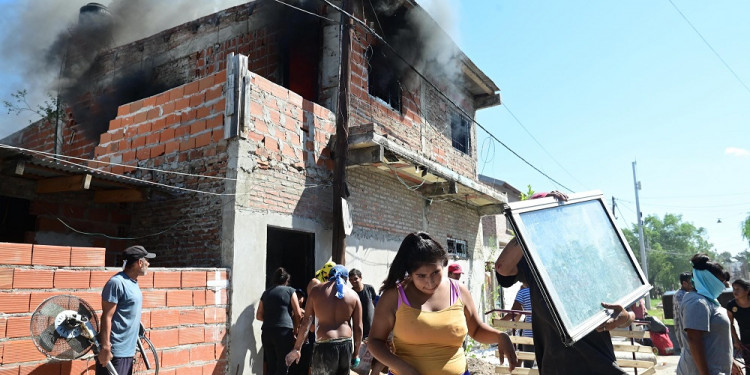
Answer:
[{"left": 286, "top": 265, "right": 363, "bottom": 375}]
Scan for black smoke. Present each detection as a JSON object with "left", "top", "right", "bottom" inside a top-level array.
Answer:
[{"left": 367, "top": 0, "right": 463, "bottom": 93}]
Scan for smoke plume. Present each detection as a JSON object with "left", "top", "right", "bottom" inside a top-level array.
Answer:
[{"left": 0, "top": 0, "right": 247, "bottom": 139}]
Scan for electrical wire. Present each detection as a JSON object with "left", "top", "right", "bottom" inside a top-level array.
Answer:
[
  {"left": 318, "top": 0, "right": 574, "bottom": 193},
  {"left": 0, "top": 143, "right": 235, "bottom": 181},
  {"left": 56, "top": 215, "right": 185, "bottom": 240},
  {"left": 503, "top": 103, "right": 584, "bottom": 188},
  {"left": 667, "top": 0, "right": 750, "bottom": 95},
  {"left": 0, "top": 143, "right": 333, "bottom": 196},
  {"left": 269, "top": 0, "right": 337, "bottom": 22}
]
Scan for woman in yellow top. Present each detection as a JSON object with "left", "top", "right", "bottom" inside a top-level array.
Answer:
[{"left": 368, "top": 232, "right": 518, "bottom": 375}]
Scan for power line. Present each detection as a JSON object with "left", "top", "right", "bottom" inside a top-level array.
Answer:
[
  {"left": 502, "top": 103, "right": 583, "bottom": 188},
  {"left": 269, "top": 0, "right": 336, "bottom": 22},
  {"left": 318, "top": 0, "right": 574, "bottom": 193},
  {"left": 667, "top": 0, "right": 750, "bottom": 95},
  {"left": 0, "top": 143, "right": 332, "bottom": 197}
]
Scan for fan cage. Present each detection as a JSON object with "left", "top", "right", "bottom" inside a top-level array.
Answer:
[{"left": 30, "top": 294, "right": 100, "bottom": 360}]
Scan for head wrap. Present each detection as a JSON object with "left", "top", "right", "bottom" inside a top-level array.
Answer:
[
  {"left": 329, "top": 265, "right": 349, "bottom": 299},
  {"left": 692, "top": 268, "right": 725, "bottom": 306},
  {"left": 315, "top": 261, "right": 336, "bottom": 283}
]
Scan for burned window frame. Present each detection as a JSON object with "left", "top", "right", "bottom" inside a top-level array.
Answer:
[
  {"left": 366, "top": 44, "right": 403, "bottom": 112},
  {"left": 450, "top": 112, "right": 471, "bottom": 154},
  {"left": 446, "top": 237, "right": 468, "bottom": 259}
]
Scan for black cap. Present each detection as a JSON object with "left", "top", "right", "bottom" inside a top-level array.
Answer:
[{"left": 123, "top": 245, "right": 156, "bottom": 260}]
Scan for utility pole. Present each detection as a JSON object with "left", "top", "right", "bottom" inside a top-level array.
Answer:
[
  {"left": 632, "top": 161, "right": 650, "bottom": 309},
  {"left": 332, "top": 0, "right": 353, "bottom": 265}
]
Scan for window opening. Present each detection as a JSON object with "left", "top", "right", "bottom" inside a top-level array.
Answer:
[
  {"left": 367, "top": 44, "right": 402, "bottom": 112},
  {"left": 451, "top": 112, "right": 471, "bottom": 154},
  {"left": 447, "top": 237, "right": 468, "bottom": 258}
]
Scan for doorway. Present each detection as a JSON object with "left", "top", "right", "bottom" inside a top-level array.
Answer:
[{"left": 265, "top": 227, "right": 315, "bottom": 291}]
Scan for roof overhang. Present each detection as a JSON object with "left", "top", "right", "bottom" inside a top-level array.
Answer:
[
  {"left": 347, "top": 128, "right": 507, "bottom": 216},
  {"left": 0, "top": 144, "right": 178, "bottom": 203}
]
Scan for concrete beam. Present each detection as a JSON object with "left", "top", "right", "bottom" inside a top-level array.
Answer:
[
  {"left": 347, "top": 145, "right": 384, "bottom": 166},
  {"left": 418, "top": 181, "right": 458, "bottom": 197},
  {"left": 474, "top": 93, "right": 502, "bottom": 110},
  {"left": 477, "top": 204, "right": 505, "bottom": 217}
]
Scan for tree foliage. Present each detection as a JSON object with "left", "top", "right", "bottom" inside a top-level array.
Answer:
[
  {"left": 2, "top": 89, "right": 59, "bottom": 125},
  {"left": 742, "top": 215, "right": 750, "bottom": 247},
  {"left": 519, "top": 185, "right": 535, "bottom": 201},
  {"left": 622, "top": 213, "right": 715, "bottom": 291}
]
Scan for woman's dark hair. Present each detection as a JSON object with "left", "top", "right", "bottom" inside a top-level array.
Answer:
[
  {"left": 690, "top": 253, "right": 730, "bottom": 282},
  {"left": 272, "top": 267, "right": 291, "bottom": 285},
  {"left": 733, "top": 279, "right": 750, "bottom": 296},
  {"left": 679, "top": 271, "right": 692, "bottom": 284},
  {"left": 380, "top": 232, "right": 448, "bottom": 293}
]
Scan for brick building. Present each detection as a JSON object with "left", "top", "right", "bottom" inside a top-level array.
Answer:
[{"left": 1, "top": 1, "right": 509, "bottom": 373}]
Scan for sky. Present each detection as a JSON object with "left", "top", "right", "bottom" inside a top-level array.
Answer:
[
  {"left": 1, "top": 1, "right": 749, "bottom": 256},
  {"left": 417, "top": 0, "right": 750, "bottom": 257}
]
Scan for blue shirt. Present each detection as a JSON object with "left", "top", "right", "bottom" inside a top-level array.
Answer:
[
  {"left": 102, "top": 272, "right": 142, "bottom": 357},
  {"left": 514, "top": 287, "right": 533, "bottom": 338}
]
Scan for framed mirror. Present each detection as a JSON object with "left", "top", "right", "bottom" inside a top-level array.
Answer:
[{"left": 505, "top": 191, "right": 651, "bottom": 346}]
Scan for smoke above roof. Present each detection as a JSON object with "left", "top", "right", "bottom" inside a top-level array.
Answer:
[{"left": 0, "top": 0, "right": 247, "bottom": 138}]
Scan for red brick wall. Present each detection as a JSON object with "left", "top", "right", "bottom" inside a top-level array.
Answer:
[
  {"left": 238, "top": 72, "right": 336, "bottom": 218},
  {"left": 91, "top": 71, "right": 229, "bottom": 267},
  {"left": 348, "top": 20, "right": 478, "bottom": 179},
  {"left": 0, "top": 242, "right": 230, "bottom": 375}
]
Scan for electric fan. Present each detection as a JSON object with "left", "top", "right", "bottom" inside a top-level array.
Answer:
[{"left": 30, "top": 295, "right": 118, "bottom": 375}]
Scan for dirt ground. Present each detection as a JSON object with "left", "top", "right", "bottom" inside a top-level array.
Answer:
[
  {"left": 466, "top": 352, "right": 681, "bottom": 375},
  {"left": 467, "top": 356, "right": 498, "bottom": 375}
]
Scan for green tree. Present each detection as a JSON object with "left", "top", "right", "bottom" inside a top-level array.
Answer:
[
  {"left": 519, "top": 185, "right": 535, "bottom": 201},
  {"left": 623, "top": 213, "right": 714, "bottom": 291},
  {"left": 742, "top": 215, "right": 750, "bottom": 247}
]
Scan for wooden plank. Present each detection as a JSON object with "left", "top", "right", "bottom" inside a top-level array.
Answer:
[
  {"left": 496, "top": 367, "right": 539, "bottom": 375},
  {"left": 15, "top": 160, "right": 24, "bottom": 175},
  {"left": 492, "top": 320, "right": 532, "bottom": 330},
  {"left": 94, "top": 189, "right": 146, "bottom": 203},
  {"left": 616, "top": 359, "right": 656, "bottom": 368},
  {"left": 613, "top": 344, "right": 655, "bottom": 353},
  {"left": 508, "top": 336, "right": 534, "bottom": 345},
  {"left": 610, "top": 329, "right": 650, "bottom": 339},
  {"left": 36, "top": 174, "right": 92, "bottom": 193},
  {"left": 516, "top": 352, "right": 535, "bottom": 361}
]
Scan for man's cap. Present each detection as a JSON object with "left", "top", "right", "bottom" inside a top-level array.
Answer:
[
  {"left": 448, "top": 264, "right": 463, "bottom": 274},
  {"left": 123, "top": 245, "right": 156, "bottom": 260}
]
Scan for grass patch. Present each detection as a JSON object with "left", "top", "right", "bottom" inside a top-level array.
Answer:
[{"left": 647, "top": 298, "right": 674, "bottom": 325}]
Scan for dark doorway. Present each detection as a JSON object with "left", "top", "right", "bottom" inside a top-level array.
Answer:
[
  {"left": 266, "top": 227, "right": 315, "bottom": 291},
  {"left": 0, "top": 196, "right": 35, "bottom": 243}
]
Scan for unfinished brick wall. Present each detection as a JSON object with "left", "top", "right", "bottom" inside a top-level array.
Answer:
[
  {"left": 0, "top": 242, "right": 230, "bottom": 375},
  {"left": 92, "top": 70, "right": 229, "bottom": 267},
  {"left": 0, "top": 175, "right": 132, "bottom": 256},
  {"left": 234, "top": 71, "right": 336, "bottom": 218}
]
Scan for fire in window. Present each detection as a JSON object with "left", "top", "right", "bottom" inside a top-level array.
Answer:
[
  {"left": 447, "top": 238, "right": 468, "bottom": 258},
  {"left": 451, "top": 112, "right": 470, "bottom": 154}
]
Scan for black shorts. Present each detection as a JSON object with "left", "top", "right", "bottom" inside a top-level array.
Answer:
[
  {"left": 311, "top": 338, "right": 352, "bottom": 375},
  {"left": 96, "top": 356, "right": 134, "bottom": 375}
]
